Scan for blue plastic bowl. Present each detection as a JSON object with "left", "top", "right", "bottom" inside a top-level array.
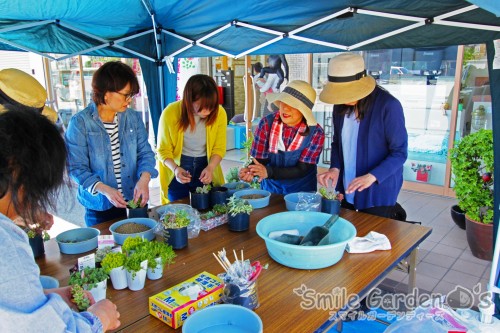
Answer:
[
  {"left": 109, "top": 218, "right": 157, "bottom": 245},
  {"left": 223, "top": 182, "right": 251, "bottom": 196},
  {"left": 234, "top": 189, "right": 271, "bottom": 209},
  {"left": 40, "top": 275, "right": 59, "bottom": 289},
  {"left": 182, "top": 304, "right": 263, "bottom": 333},
  {"left": 283, "top": 192, "right": 322, "bottom": 211},
  {"left": 256, "top": 211, "right": 356, "bottom": 269},
  {"left": 55, "top": 227, "right": 100, "bottom": 254}
]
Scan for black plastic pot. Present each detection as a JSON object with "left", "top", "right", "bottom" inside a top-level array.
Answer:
[
  {"left": 450, "top": 205, "right": 466, "bottom": 230},
  {"left": 29, "top": 234, "right": 45, "bottom": 258},
  {"left": 190, "top": 190, "right": 210, "bottom": 211},
  {"left": 321, "top": 198, "right": 341, "bottom": 215},
  {"left": 228, "top": 213, "right": 250, "bottom": 232},
  {"left": 164, "top": 227, "right": 188, "bottom": 250},
  {"left": 127, "top": 204, "right": 149, "bottom": 218},
  {"left": 210, "top": 186, "right": 229, "bottom": 206}
]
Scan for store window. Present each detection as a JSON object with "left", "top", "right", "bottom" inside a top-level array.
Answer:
[{"left": 47, "top": 56, "right": 150, "bottom": 134}]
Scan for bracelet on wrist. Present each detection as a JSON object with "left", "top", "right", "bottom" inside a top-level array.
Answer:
[{"left": 174, "top": 165, "right": 178, "bottom": 173}]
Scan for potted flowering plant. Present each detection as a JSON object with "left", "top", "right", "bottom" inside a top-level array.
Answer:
[
  {"left": 162, "top": 210, "right": 191, "bottom": 249},
  {"left": 15, "top": 212, "right": 52, "bottom": 258},
  {"left": 411, "top": 163, "right": 432, "bottom": 182},
  {"left": 127, "top": 197, "right": 148, "bottom": 218},
  {"left": 227, "top": 195, "right": 253, "bottom": 232},
  {"left": 449, "top": 129, "right": 493, "bottom": 260},
  {"left": 318, "top": 187, "right": 344, "bottom": 215}
]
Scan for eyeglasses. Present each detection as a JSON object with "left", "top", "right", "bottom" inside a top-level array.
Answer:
[{"left": 115, "top": 91, "right": 135, "bottom": 100}]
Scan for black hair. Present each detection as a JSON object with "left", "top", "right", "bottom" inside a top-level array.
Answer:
[
  {"left": 335, "top": 86, "right": 382, "bottom": 121},
  {"left": 252, "top": 62, "right": 263, "bottom": 75},
  {"left": 0, "top": 107, "right": 67, "bottom": 223},
  {"left": 92, "top": 61, "right": 140, "bottom": 105}
]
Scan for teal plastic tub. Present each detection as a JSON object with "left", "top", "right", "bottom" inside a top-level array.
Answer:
[
  {"left": 256, "top": 211, "right": 356, "bottom": 269},
  {"left": 109, "top": 218, "right": 157, "bottom": 245},
  {"left": 182, "top": 304, "right": 263, "bottom": 333},
  {"left": 55, "top": 227, "right": 100, "bottom": 254},
  {"left": 234, "top": 189, "right": 271, "bottom": 209}
]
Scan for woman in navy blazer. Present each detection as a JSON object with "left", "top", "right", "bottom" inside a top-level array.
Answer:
[{"left": 317, "top": 53, "right": 408, "bottom": 218}]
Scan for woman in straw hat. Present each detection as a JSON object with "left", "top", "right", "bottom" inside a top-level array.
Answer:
[
  {"left": 0, "top": 107, "right": 120, "bottom": 331},
  {"left": 65, "top": 62, "right": 158, "bottom": 226},
  {"left": 239, "top": 80, "right": 325, "bottom": 194},
  {"left": 317, "top": 53, "right": 408, "bottom": 218}
]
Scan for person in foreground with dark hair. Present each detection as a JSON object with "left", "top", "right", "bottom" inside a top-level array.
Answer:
[
  {"left": 317, "top": 53, "right": 408, "bottom": 218},
  {"left": 0, "top": 108, "right": 121, "bottom": 332},
  {"left": 239, "top": 80, "right": 325, "bottom": 194},
  {"left": 157, "top": 74, "right": 227, "bottom": 203},
  {"left": 65, "top": 61, "right": 158, "bottom": 226}
]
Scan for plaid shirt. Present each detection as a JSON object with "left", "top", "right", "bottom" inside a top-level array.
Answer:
[{"left": 251, "top": 113, "right": 325, "bottom": 164}]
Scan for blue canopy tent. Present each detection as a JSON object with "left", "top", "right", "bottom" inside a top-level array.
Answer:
[{"left": 1, "top": 0, "right": 500, "bottom": 320}]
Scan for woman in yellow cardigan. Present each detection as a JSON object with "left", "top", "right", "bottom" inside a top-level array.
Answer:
[{"left": 157, "top": 74, "right": 227, "bottom": 204}]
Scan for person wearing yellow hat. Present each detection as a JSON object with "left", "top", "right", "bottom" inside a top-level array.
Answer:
[
  {"left": 317, "top": 53, "right": 408, "bottom": 218},
  {"left": 0, "top": 68, "right": 58, "bottom": 123},
  {"left": 239, "top": 80, "right": 325, "bottom": 194}
]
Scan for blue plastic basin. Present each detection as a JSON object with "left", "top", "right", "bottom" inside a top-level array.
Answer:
[
  {"left": 55, "top": 227, "right": 100, "bottom": 254},
  {"left": 109, "top": 218, "right": 157, "bottom": 245},
  {"left": 283, "top": 192, "right": 322, "bottom": 211},
  {"left": 182, "top": 304, "right": 263, "bottom": 333},
  {"left": 223, "top": 182, "right": 251, "bottom": 196},
  {"left": 256, "top": 211, "right": 356, "bottom": 269},
  {"left": 234, "top": 189, "right": 271, "bottom": 209}
]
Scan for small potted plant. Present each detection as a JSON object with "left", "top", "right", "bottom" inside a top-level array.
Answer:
[
  {"left": 190, "top": 184, "right": 212, "bottom": 210},
  {"left": 210, "top": 186, "right": 229, "bottom": 206},
  {"left": 70, "top": 284, "right": 91, "bottom": 311},
  {"left": 127, "top": 197, "right": 148, "bottom": 218},
  {"left": 124, "top": 251, "right": 148, "bottom": 291},
  {"left": 142, "top": 241, "right": 176, "bottom": 280},
  {"left": 69, "top": 266, "right": 109, "bottom": 302},
  {"left": 318, "top": 187, "right": 344, "bottom": 215},
  {"left": 162, "top": 210, "right": 191, "bottom": 249},
  {"left": 101, "top": 251, "right": 127, "bottom": 290},
  {"left": 449, "top": 129, "right": 493, "bottom": 260},
  {"left": 227, "top": 195, "right": 253, "bottom": 232},
  {"left": 16, "top": 213, "right": 52, "bottom": 258},
  {"left": 122, "top": 235, "right": 148, "bottom": 255},
  {"left": 199, "top": 204, "right": 229, "bottom": 231}
]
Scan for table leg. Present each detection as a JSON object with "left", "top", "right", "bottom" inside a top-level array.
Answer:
[{"left": 407, "top": 246, "right": 418, "bottom": 294}]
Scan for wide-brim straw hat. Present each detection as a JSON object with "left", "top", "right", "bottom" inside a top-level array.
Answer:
[
  {"left": 0, "top": 68, "right": 58, "bottom": 123},
  {"left": 267, "top": 80, "right": 317, "bottom": 126},
  {"left": 319, "top": 53, "right": 376, "bottom": 105}
]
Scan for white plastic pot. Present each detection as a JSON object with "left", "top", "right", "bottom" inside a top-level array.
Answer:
[
  {"left": 109, "top": 266, "right": 127, "bottom": 290},
  {"left": 126, "top": 260, "right": 148, "bottom": 291},
  {"left": 147, "top": 257, "right": 164, "bottom": 280}
]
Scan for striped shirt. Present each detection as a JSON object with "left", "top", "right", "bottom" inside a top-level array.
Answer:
[{"left": 102, "top": 115, "right": 122, "bottom": 192}]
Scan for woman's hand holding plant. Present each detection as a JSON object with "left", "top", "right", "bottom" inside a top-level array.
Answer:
[
  {"left": 44, "top": 286, "right": 95, "bottom": 311},
  {"left": 317, "top": 168, "right": 340, "bottom": 188},
  {"left": 133, "top": 173, "right": 150, "bottom": 206},
  {"left": 247, "top": 158, "right": 267, "bottom": 181},
  {"left": 199, "top": 165, "right": 214, "bottom": 184},
  {"left": 174, "top": 166, "right": 191, "bottom": 184},
  {"left": 96, "top": 183, "right": 127, "bottom": 208}
]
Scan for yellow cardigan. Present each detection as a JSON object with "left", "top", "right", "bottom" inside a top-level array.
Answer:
[{"left": 157, "top": 101, "right": 227, "bottom": 204}]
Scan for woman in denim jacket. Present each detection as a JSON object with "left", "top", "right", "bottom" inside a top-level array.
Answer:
[{"left": 66, "top": 62, "right": 158, "bottom": 226}]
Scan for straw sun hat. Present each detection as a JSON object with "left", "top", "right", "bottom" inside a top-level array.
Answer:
[
  {"left": 267, "top": 80, "right": 317, "bottom": 126},
  {"left": 319, "top": 53, "right": 376, "bottom": 105},
  {"left": 0, "top": 68, "right": 58, "bottom": 123}
]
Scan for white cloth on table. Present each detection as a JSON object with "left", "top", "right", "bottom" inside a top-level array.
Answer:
[{"left": 346, "top": 231, "right": 391, "bottom": 253}]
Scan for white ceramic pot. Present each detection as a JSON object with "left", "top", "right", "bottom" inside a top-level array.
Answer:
[
  {"left": 109, "top": 266, "right": 127, "bottom": 290},
  {"left": 89, "top": 279, "right": 107, "bottom": 302},
  {"left": 147, "top": 257, "right": 164, "bottom": 280},
  {"left": 126, "top": 259, "right": 148, "bottom": 291}
]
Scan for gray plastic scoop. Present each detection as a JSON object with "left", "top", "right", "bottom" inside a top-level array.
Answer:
[{"left": 299, "top": 214, "right": 340, "bottom": 246}]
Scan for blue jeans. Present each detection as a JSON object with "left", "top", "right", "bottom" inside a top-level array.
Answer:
[
  {"left": 168, "top": 155, "right": 208, "bottom": 202},
  {"left": 85, "top": 206, "right": 127, "bottom": 226}
]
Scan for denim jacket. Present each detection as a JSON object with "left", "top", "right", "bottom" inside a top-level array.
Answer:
[{"left": 65, "top": 103, "right": 158, "bottom": 211}]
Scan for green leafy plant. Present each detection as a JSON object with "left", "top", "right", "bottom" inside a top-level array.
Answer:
[
  {"left": 100, "top": 251, "right": 126, "bottom": 273},
  {"left": 318, "top": 187, "right": 344, "bottom": 201},
  {"left": 450, "top": 129, "right": 493, "bottom": 223},
  {"left": 69, "top": 267, "right": 109, "bottom": 291},
  {"left": 227, "top": 195, "right": 253, "bottom": 216},
  {"left": 200, "top": 204, "right": 228, "bottom": 220},
  {"left": 162, "top": 210, "right": 191, "bottom": 229},
  {"left": 70, "top": 284, "right": 91, "bottom": 311},
  {"left": 124, "top": 251, "right": 148, "bottom": 277},
  {"left": 142, "top": 241, "right": 176, "bottom": 271},
  {"left": 241, "top": 134, "right": 254, "bottom": 167},
  {"left": 225, "top": 167, "right": 240, "bottom": 183},
  {"left": 127, "top": 197, "right": 142, "bottom": 209},
  {"left": 122, "top": 236, "right": 148, "bottom": 255},
  {"left": 195, "top": 184, "right": 212, "bottom": 194}
]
